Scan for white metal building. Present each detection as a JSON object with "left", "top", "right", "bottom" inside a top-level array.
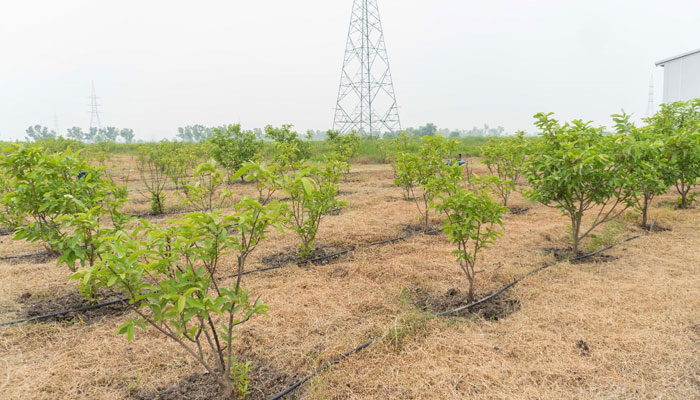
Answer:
[{"left": 655, "top": 48, "right": 700, "bottom": 103}]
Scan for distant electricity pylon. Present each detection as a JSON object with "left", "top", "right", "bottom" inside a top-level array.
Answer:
[
  {"left": 89, "top": 81, "right": 102, "bottom": 129},
  {"left": 646, "top": 73, "right": 655, "bottom": 118},
  {"left": 333, "top": 0, "right": 401, "bottom": 136},
  {"left": 53, "top": 112, "right": 59, "bottom": 135}
]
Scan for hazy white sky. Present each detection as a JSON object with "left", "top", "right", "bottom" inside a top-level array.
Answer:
[{"left": 1, "top": 0, "right": 698, "bottom": 141}]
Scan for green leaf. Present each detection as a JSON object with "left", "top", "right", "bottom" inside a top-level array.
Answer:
[{"left": 177, "top": 295, "right": 186, "bottom": 313}]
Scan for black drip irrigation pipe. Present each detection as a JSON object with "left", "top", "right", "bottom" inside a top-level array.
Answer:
[
  {"left": 0, "top": 297, "right": 129, "bottom": 327},
  {"left": 267, "top": 336, "right": 381, "bottom": 400},
  {"left": 267, "top": 234, "right": 643, "bottom": 399},
  {"left": 0, "top": 250, "right": 51, "bottom": 262},
  {"left": 0, "top": 229, "right": 439, "bottom": 327},
  {"left": 437, "top": 234, "right": 641, "bottom": 318},
  {"left": 128, "top": 209, "right": 187, "bottom": 219}
]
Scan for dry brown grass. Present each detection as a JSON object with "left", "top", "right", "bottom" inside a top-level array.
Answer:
[{"left": 1, "top": 160, "right": 698, "bottom": 399}]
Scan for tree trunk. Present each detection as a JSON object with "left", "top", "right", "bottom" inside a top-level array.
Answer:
[
  {"left": 467, "top": 275, "right": 475, "bottom": 303},
  {"left": 218, "top": 376, "right": 234, "bottom": 399},
  {"left": 678, "top": 181, "right": 688, "bottom": 209},
  {"left": 572, "top": 215, "right": 581, "bottom": 255},
  {"left": 423, "top": 197, "right": 429, "bottom": 229},
  {"left": 641, "top": 195, "right": 649, "bottom": 228},
  {"left": 681, "top": 191, "right": 688, "bottom": 209}
]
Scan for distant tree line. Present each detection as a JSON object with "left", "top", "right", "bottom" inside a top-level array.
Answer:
[
  {"left": 382, "top": 123, "right": 508, "bottom": 139},
  {"left": 21, "top": 122, "right": 512, "bottom": 144},
  {"left": 25, "top": 125, "right": 135, "bottom": 143}
]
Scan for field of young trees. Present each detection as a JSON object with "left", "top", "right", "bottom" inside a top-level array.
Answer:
[{"left": 1, "top": 100, "right": 699, "bottom": 399}]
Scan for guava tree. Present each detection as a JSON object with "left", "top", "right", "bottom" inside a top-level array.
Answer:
[
  {"left": 136, "top": 143, "right": 170, "bottom": 214},
  {"left": 430, "top": 170, "right": 507, "bottom": 302},
  {"left": 265, "top": 124, "right": 311, "bottom": 171},
  {"left": 73, "top": 188, "right": 285, "bottom": 398},
  {"left": 525, "top": 113, "right": 634, "bottom": 254},
  {"left": 393, "top": 152, "right": 419, "bottom": 200},
  {"left": 281, "top": 159, "right": 346, "bottom": 258},
  {"left": 646, "top": 99, "right": 700, "bottom": 209},
  {"left": 0, "top": 152, "right": 26, "bottom": 232},
  {"left": 612, "top": 112, "right": 672, "bottom": 227},
  {"left": 393, "top": 136, "right": 456, "bottom": 229},
  {"left": 208, "top": 124, "right": 262, "bottom": 182},
  {"left": 183, "top": 159, "right": 230, "bottom": 213},
  {"left": 160, "top": 141, "right": 200, "bottom": 192},
  {"left": 326, "top": 130, "right": 360, "bottom": 164},
  {"left": 480, "top": 131, "right": 528, "bottom": 206},
  {"left": 0, "top": 145, "right": 127, "bottom": 270}
]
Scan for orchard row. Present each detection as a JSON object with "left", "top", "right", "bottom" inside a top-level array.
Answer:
[{"left": 1, "top": 99, "right": 699, "bottom": 398}]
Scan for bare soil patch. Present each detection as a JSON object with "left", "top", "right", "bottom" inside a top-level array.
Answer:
[
  {"left": 262, "top": 245, "right": 350, "bottom": 267},
  {"left": 544, "top": 247, "right": 617, "bottom": 264},
  {"left": 15, "top": 290, "right": 129, "bottom": 324},
  {"left": 329, "top": 267, "right": 349, "bottom": 278},
  {"left": 130, "top": 357, "right": 303, "bottom": 400},
  {"left": 643, "top": 222, "right": 672, "bottom": 233},
  {"left": 576, "top": 339, "right": 591, "bottom": 357},
  {"left": 409, "top": 287, "right": 521, "bottom": 321},
  {"left": 399, "top": 224, "right": 441, "bottom": 236},
  {"left": 327, "top": 207, "right": 343, "bottom": 216}
]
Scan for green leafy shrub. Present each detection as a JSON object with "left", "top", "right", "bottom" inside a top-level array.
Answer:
[
  {"left": 161, "top": 142, "right": 200, "bottom": 193},
  {"left": 208, "top": 125, "right": 262, "bottom": 182},
  {"left": 480, "top": 131, "right": 528, "bottom": 206},
  {"left": 73, "top": 193, "right": 285, "bottom": 398},
  {"left": 0, "top": 145, "right": 126, "bottom": 270},
  {"left": 612, "top": 112, "right": 673, "bottom": 227},
  {"left": 393, "top": 136, "right": 456, "bottom": 229},
  {"left": 430, "top": 172, "right": 507, "bottom": 302},
  {"left": 265, "top": 125, "right": 311, "bottom": 173},
  {"left": 525, "top": 113, "right": 634, "bottom": 254},
  {"left": 393, "top": 152, "right": 419, "bottom": 201},
  {"left": 325, "top": 130, "right": 360, "bottom": 164},
  {"left": 646, "top": 99, "right": 700, "bottom": 209},
  {"left": 0, "top": 153, "right": 26, "bottom": 232},
  {"left": 281, "top": 159, "right": 346, "bottom": 259},
  {"left": 32, "top": 136, "right": 85, "bottom": 153},
  {"left": 183, "top": 159, "right": 230, "bottom": 213},
  {"left": 136, "top": 143, "right": 170, "bottom": 214}
]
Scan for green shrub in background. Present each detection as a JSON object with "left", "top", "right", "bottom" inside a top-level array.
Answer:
[
  {"left": 646, "top": 100, "right": 700, "bottom": 209},
  {"left": 281, "top": 159, "right": 346, "bottom": 259},
  {"left": 525, "top": 113, "right": 634, "bottom": 254},
  {"left": 481, "top": 131, "right": 528, "bottom": 206}
]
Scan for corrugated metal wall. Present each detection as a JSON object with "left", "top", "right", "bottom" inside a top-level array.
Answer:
[{"left": 662, "top": 52, "right": 700, "bottom": 103}]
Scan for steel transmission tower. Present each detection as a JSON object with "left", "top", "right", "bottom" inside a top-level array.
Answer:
[
  {"left": 53, "top": 112, "right": 59, "bottom": 135},
  {"left": 89, "top": 81, "right": 102, "bottom": 129},
  {"left": 646, "top": 73, "right": 655, "bottom": 118},
  {"left": 333, "top": 0, "right": 400, "bottom": 136}
]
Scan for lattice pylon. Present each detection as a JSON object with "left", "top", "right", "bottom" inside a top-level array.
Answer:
[
  {"left": 646, "top": 73, "right": 655, "bottom": 119},
  {"left": 89, "top": 80, "right": 102, "bottom": 129},
  {"left": 333, "top": 0, "right": 401, "bottom": 137}
]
